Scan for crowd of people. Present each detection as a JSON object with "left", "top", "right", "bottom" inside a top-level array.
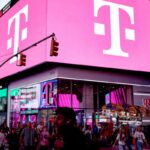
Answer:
[
  {"left": 0, "top": 107, "right": 149, "bottom": 150},
  {"left": 0, "top": 108, "right": 99, "bottom": 150}
]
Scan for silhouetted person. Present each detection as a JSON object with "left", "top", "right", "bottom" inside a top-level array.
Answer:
[
  {"left": 20, "top": 122, "right": 37, "bottom": 150},
  {"left": 7, "top": 128, "right": 19, "bottom": 150},
  {"left": 54, "top": 107, "right": 88, "bottom": 150}
]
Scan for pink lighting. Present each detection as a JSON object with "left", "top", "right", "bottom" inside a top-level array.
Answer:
[
  {"left": 58, "top": 94, "right": 80, "bottom": 109},
  {"left": 0, "top": 0, "right": 150, "bottom": 79}
]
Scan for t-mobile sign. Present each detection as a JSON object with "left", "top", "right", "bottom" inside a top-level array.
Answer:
[
  {"left": 46, "top": 0, "right": 150, "bottom": 72},
  {"left": 0, "top": 0, "right": 150, "bottom": 79}
]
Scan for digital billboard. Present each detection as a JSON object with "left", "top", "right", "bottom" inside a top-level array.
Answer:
[
  {"left": 40, "top": 80, "right": 57, "bottom": 109},
  {"left": 10, "top": 84, "right": 40, "bottom": 113},
  {"left": 0, "top": 0, "right": 150, "bottom": 79},
  {"left": 0, "top": 88, "right": 7, "bottom": 111}
]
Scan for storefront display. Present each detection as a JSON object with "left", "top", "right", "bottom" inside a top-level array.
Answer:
[
  {"left": 40, "top": 79, "right": 57, "bottom": 109},
  {"left": 0, "top": 88, "right": 7, "bottom": 125},
  {"left": 0, "top": 88, "right": 7, "bottom": 111},
  {"left": 10, "top": 84, "right": 40, "bottom": 126}
]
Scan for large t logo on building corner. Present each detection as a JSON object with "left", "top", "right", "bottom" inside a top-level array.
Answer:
[
  {"left": 94, "top": 0, "right": 135, "bottom": 57},
  {"left": 7, "top": 5, "right": 28, "bottom": 63}
]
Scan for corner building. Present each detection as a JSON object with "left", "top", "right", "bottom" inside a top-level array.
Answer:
[{"left": 0, "top": 0, "right": 150, "bottom": 127}]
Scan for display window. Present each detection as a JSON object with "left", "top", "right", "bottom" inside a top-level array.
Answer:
[
  {"left": 10, "top": 84, "right": 40, "bottom": 127},
  {"left": 57, "top": 79, "right": 133, "bottom": 127},
  {"left": 0, "top": 88, "right": 7, "bottom": 112},
  {"left": 9, "top": 78, "right": 140, "bottom": 127}
]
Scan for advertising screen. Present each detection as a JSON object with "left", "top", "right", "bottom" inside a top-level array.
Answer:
[
  {"left": 46, "top": 0, "right": 150, "bottom": 72},
  {"left": 40, "top": 80, "right": 57, "bottom": 109},
  {"left": 0, "top": 0, "right": 150, "bottom": 79},
  {"left": 58, "top": 94, "right": 79, "bottom": 109},
  {"left": 0, "top": 88, "right": 7, "bottom": 111},
  {"left": 10, "top": 84, "right": 40, "bottom": 113}
]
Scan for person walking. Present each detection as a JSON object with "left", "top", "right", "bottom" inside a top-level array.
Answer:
[
  {"left": 6, "top": 128, "right": 19, "bottom": 150},
  {"left": 113, "top": 125, "right": 127, "bottom": 150},
  {"left": 38, "top": 126, "right": 50, "bottom": 150},
  {"left": 20, "top": 122, "right": 37, "bottom": 150},
  {"left": 133, "top": 126, "right": 147, "bottom": 150},
  {"left": 0, "top": 129, "right": 6, "bottom": 150},
  {"left": 54, "top": 107, "right": 93, "bottom": 150}
]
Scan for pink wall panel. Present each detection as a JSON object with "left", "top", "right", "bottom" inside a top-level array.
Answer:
[
  {"left": 46, "top": 0, "right": 150, "bottom": 72},
  {"left": 0, "top": 0, "right": 150, "bottom": 79},
  {"left": 0, "top": 0, "right": 47, "bottom": 78}
]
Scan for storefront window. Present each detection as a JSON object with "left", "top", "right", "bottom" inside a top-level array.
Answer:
[
  {"left": 58, "top": 79, "right": 133, "bottom": 126},
  {"left": 10, "top": 84, "right": 40, "bottom": 127},
  {"left": 39, "top": 79, "right": 57, "bottom": 126},
  {"left": 58, "top": 79, "right": 83, "bottom": 110},
  {"left": 0, "top": 88, "right": 7, "bottom": 125}
]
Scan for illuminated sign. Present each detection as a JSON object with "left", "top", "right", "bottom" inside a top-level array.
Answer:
[
  {"left": 0, "top": 0, "right": 150, "bottom": 79},
  {"left": 0, "top": 88, "right": 7, "bottom": 97},
  {"left": 94, "top": 0, "right": 135, "bottom": 57},
  {"left": 20, "top": 85, "right": 39, "bottom": 109},
  {"left": 40, "top": 80, "right": 57, "bottom": 108},
  {"left": 0, "top": 88, "right": 7, "bottom": 111},
  {"left": 10, "top": 84, "right": 40, "bottom": 112}
]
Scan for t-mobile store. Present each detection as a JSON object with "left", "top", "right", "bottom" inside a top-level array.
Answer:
[{"left": 0, "top": 0, "right": 150, "bottom": 126}]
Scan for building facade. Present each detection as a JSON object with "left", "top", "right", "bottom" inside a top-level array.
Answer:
[{"left": 0, "top": 0, "right": 150, "bottom": 126}]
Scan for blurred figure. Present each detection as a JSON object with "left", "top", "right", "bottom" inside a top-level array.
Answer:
[
  {"left": 113, "top": 125, "right": 127, "bottom": 150},
  {"left": 54, "top": 107, "right": 88, "bottom": 150},
  {"left": 37, "top": 122, "right": 44, "bottom": 134},
  {"left": 7, "top": 128, "right": 19, "bottom": 150},
  {"left": 92, "top": 123, "right": 99, "bottom": 139},
  {"left": 20, "top": 122, "right": 37, "bottom": 150},
  {"left": 134, "top": 126, "right": 147, "bottom": 150},
  {"left": 0, "top": 121, "right": 9, "bottom": 136},
  {"left": 0, "top": 129, "right": 5, "bottom": 150},
  {"left": 84, "top": 125, "right": 92, "bottom": 141},
  {"left": 39, "top": 126, "right": 50, "bottom": 150},
  {"left": 125, "top": 123, "right": 132, "bottom": 150}
]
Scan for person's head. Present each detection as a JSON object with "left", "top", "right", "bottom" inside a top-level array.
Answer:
[
  {"left": 120, "top": 125, "right": 126, "bottom": 133},
  {"left": 137, "top": 126, "right": 142, "bottom": 132},
  {"left": 55, "top": 107, "right": 76, "bottom": 128}
]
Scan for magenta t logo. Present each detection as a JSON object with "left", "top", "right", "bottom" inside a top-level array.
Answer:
[
  {"left": 94, "top": 0, "right": 135, "bottom": 57},
  {"left": 7, "top": 5, "right": 28, "bottom": 63}
]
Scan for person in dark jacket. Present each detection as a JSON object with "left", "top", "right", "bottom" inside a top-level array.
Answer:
[
  {"left": 20, "top": 122, "right": 37, "bottom": 150},
  {"left": 54, "top": 107, "right": 88, "bottom": 150},
  {"left": 7, "top": 128, "right": 19, "bottom": 150}
]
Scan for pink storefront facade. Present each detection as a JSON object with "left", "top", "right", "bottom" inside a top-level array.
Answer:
[{"left": 0, "top": 0, "right": 150, "bottom": 126}]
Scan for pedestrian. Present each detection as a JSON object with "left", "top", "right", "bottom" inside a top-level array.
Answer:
[
  {"left": 38, "top": 126, "right": 50, "bottom": 150},
  {"left": 20, "top": 122, "right": 37, "bottom": 150},
  {"left": 54, "top": 107, "right": 88, "bottom": 150},
  {"left": 113, "top": 125, "right": 127, "bottom": 150},
  {"left": 133, "top": 126, "right": 147, "bottom": 150},
  {"left": 1, "top": 121, "right": 9, "bottom": 136},
  {"left": 0, "top": 129, "right": 5, "bottom": 150},
  {"left": 6, "top": 128, "right": 19, "bottom": 150}
]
